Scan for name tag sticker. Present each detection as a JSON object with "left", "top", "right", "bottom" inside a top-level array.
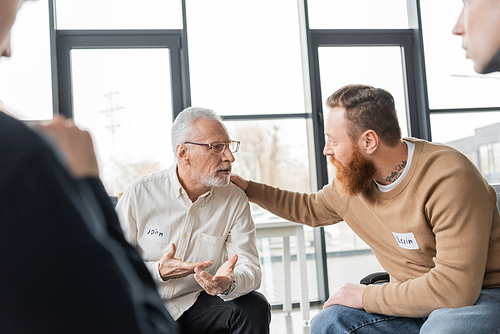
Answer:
[
  {"left": 392, "top": 232, "right": 419, "bottom": 250},
  {"left": 144, "top": 224, "right": 171, "bottom": 244}
]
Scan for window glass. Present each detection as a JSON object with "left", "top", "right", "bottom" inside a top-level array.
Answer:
[
  {"left": 225, "top": 119, "right": 311, "bottom": 193},
  {"left": 308, "top": 0, "right": 408, "bottom": 29},
  {"left": 430, "top": 111, "right": 500, "bottom": 183},
  {"left": 0, "top": 0, "right": 52, "bottom": 120},
  {"left": 70, "top": 49, "right": 174, "bottom": 196},
  {"left": 318, "top": 46, "right": 409, "bottom": 138},
  {"left": 55, "top": 0, "right": 182, "bottom": 30},
  {"left": 421, "top": 0, "right": 500, "bottom": 109},
  {"left": 186, "top": 0, "right": 305, "bottom": 116},
  {"left": 187, "top": 0, "right": 316, "bottom": 302},
  {"left": 224, "top": 119, "right": 318, "bottom": 304}
]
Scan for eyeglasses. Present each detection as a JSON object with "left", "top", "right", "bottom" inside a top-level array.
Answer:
[{"left": 184, "top": 140, "right": 240, "bottom": 155}]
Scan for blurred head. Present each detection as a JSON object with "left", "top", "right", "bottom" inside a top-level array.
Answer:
[
  {"left": 0, "top": 0, "right": 27, "bottom": 58},
  {"left": 173, "top": 107, "right": 236, "bottom": 187},
  {"left": 453, "top": 0, "right": 500, "bottom": 74}
]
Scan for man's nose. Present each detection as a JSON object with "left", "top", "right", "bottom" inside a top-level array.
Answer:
[
  {"left": 323, "top": 143, "right": 334, "bottom": 157},
  {"left": 452, "top": 8, "right": 464, "bottom": 36},
  {"left": 1, "top": 34, "right": 12, "bottom": 58},
  {"left": 222, "top": 148, "right": 235, "bottom": 163}
]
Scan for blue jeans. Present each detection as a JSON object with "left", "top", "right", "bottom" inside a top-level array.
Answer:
[{"left": 310, "top": 288, "right": 500, "bottom": 334}]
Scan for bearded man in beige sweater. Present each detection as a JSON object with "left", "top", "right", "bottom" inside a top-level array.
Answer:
[{"left": 231, "top": 84, "right": 500, "bottom": 333}]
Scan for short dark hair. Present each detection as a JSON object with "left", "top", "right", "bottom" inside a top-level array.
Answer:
[{"left": 326, "top": 84, "right": 402, "bottom": 147}]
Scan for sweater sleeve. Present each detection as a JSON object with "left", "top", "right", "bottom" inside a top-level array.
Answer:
[
  {"left": 246, "top": 180, "right": 347, "bottom": 227},
  {"left": 362, "top": 162, "right": 495, "bottom": 317}
]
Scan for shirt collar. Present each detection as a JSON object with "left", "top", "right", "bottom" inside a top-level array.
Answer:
[
  {"left": 170, "top": 164, "right": 214, "bottom": 203},
  {"left": 170, "top": 164, "right": 184, "bottom": 198}
]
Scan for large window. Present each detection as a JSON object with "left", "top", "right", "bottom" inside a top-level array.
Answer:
[
  {"left": 186, "top": 0, "right": 317, "bottom": 306},
  {"left": 70, "top": 48, "right": 174, "bottom": 196},
  {"left": 54, "top": 6, "right": 186, "bottom": 196},
  {"left": 186, "top": 0, "right": 305, "bottom": 116}
]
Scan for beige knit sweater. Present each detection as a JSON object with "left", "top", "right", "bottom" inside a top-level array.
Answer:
[{"left": 246, "top": 138, "right": 500, "bottom": 317}]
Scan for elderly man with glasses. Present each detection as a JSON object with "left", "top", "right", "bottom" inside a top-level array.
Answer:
[{"left": 116, "top": 107, "right": 270, "bottom": 334}]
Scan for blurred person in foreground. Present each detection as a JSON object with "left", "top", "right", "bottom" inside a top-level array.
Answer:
[
  {"left": 116, "top": 107, "right": 270, "bottom": 334},
  {"left": 231, "top": 84, "right": 500, "bottom": 333},
  {"left": 0, "top": 0, "right": 179, "bottom": 332},
  {"left": 452, "top": 0, "right": 500, "bottom": 74}
]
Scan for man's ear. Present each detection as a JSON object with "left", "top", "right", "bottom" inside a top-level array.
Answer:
[
  {"left": 360, "top": 130, "right": 378, "bottom": 155},
  {"left": 176, "top": 144, "right": 190, "bottom": 165}
]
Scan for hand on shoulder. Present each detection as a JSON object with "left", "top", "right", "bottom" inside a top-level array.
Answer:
[{"left": 230, "top": 173, "right": 248, "bottom": 192}]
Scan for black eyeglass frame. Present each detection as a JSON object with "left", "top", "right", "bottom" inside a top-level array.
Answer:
[{"left": 183, "top": 140, "right": 240, "bottom": 154}]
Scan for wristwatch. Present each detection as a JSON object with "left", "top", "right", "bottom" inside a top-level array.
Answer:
[{"left": 219, "top": 278, "right": 236, "bottom": 296}]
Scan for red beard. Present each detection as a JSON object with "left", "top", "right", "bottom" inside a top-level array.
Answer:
[{"left": 330, "top": 146, "right": 376, "bottom": 197}]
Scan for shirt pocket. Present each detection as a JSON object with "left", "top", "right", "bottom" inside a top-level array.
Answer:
[
  {"left": 200, "top": 232, "right": 225, "bottom": 247},
  {"left": 194, "top": 232, "right": 226, "bottom": 270}
]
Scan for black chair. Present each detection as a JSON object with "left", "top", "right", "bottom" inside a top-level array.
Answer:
[
  {"left": 360, "top": 271, "right": 390, "bottom": 285},
  {"left": 109, "top": 196, "right": 118, "bottom": 207},
  {"left": 360, "top": 183, "right": 500, "bottom": 285}
]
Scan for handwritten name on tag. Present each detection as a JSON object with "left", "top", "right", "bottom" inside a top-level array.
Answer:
[
  {"left": 392, "top": 232, "right": 419, "bottom": 250},
  {"left": 144, "top": 224, "right": 171, "bottom": 243}
]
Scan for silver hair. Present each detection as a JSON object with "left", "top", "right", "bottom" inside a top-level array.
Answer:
[{"left": 171, "top": 107, "right": 224, "bottom": 161}]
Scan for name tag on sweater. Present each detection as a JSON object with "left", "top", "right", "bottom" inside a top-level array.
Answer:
[
  {"left": 392, "top": 232, "right": 419, "bottom": 250},
  {"left": 144, "top": 224, "right": 171, "bottom": 243}
]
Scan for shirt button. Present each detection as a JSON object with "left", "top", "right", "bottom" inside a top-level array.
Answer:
[{"left": 183, "top": 233, "right": 188, "bottom": 238}]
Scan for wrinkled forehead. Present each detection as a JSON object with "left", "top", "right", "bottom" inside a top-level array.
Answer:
[{"left": 191, "top": 118, "right": 230, "bottom": 142}]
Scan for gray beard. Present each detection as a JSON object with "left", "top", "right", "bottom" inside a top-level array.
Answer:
[
  {"left": 196, "top": 170, "right": 230, "bottom": 188},
  {"left": 203, "top": 173, "right": 230, "bottom": 187}
]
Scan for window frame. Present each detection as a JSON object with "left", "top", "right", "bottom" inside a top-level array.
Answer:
[{"left": 54, "top": 30, "right": 188, "bottom": 119}]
